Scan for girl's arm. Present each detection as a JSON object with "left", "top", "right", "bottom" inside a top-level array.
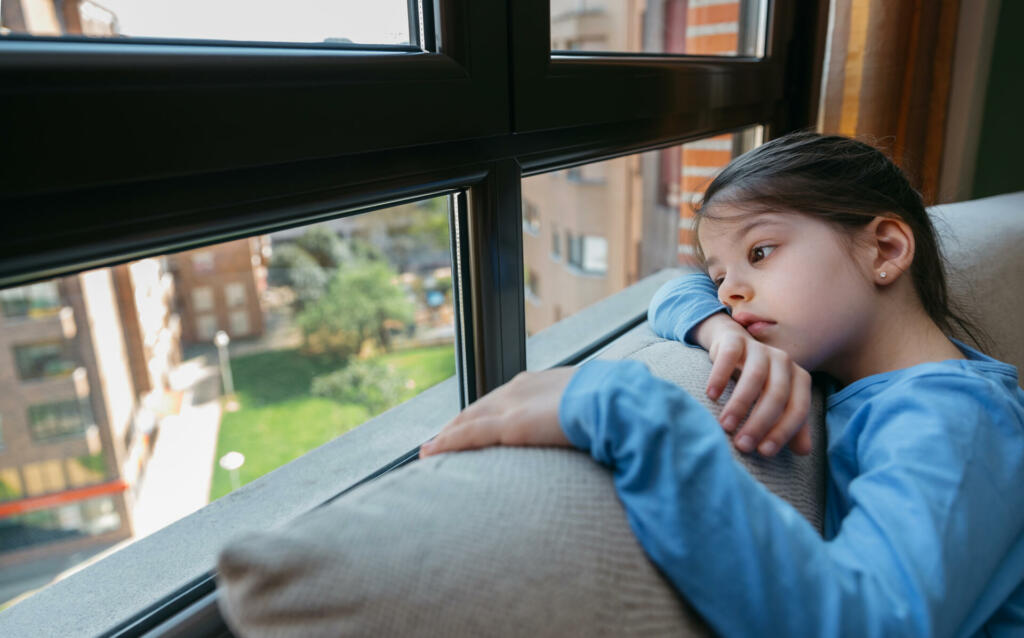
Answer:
[
  {"left": 562, "top": 359, "right": 1024, "bottom": 638},
  {"left": 647, "top": 272, "right": 727, "bottom": 346},
  {"left": 649, "top": 271, "right": 812, "bottom": 456}
]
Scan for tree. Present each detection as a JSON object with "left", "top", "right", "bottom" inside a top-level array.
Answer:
[
  {"left": 297, "top": 260, "right": 414, "bottom": 361},
  {"left": 267, "top": 243, "right": 329, "bottom": 307}
]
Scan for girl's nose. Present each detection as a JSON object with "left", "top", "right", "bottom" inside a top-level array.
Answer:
[{"left": 717, "top": 276, "right": 752, "bottom": 306}]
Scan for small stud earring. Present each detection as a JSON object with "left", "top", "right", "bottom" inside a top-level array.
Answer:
[{"left": 880, "top": 271, "right": 888, "bottom": 279}]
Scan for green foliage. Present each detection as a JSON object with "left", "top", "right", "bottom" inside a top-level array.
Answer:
[
  {"left": 268, "top": 243, "right": 329, "bottom": 306},
  {"left": 296, "top": 260, "right": 414, "bottom": 361},
  {"left": 293, "top": 225, "right": 351, "bottom": 269},
  {"left": 0, "top": 478, "right": 21, "bottom": 501},
  {"left": 409, "top": 200, "right": 450, "bottom": 253},
  {"left": 311, "top": 360, "right": 405, "bottom": 413},
  {"left": 77, "top": 452, "right": 107, "bottom": 476}
]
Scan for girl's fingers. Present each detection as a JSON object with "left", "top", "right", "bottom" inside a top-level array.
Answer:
[
  {"left": 733, "top": 354, "right": 791, "bottom": 452},
  {"left": 719, "top": 347, "right": 768, "bottom": 434},
  {"left": 706, "top": 337, "right": 744, "bottom": 401},
  {"left": 755, "top": 365, "right": 812, "bottom": 456},
  {"left": 420, "top": 416, "right": 501, "bottom": 457}
]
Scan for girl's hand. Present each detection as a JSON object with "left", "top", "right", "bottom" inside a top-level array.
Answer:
[
  {"left": 419, "top": 368, "right": 577, "bottom": 458},
  {"left": 694, "top": 313, "right": 812, "bottom": 457}
]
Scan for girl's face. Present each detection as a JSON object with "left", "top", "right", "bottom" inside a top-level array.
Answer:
[{"left": 698, "top": 206, "right": 878, "bottom": 373}]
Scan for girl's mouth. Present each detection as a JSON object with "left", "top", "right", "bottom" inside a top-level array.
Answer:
[{"left": 744, "top": 321, "right": 775, "bottom": 337}]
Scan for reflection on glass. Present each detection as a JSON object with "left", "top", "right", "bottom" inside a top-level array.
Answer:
[
  {"left": 521, "top": 126, "right": 762, "bottom": 338},
  {"left": 550, "top": 0, "right": 768, "bottom": 57},
  {"left": 0, "top": 0, "right": 414, "bottom": 47},
  {"left": 0, "top": 196, "right": 456, "bottom": 610}
]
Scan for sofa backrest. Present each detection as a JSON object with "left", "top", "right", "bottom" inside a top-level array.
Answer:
[{"left": 930, "top": 191, "right": 1024, "bottom": 382}]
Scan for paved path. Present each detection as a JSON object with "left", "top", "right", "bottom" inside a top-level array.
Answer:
[{"left": 130, "top": 360, "right": 223, "bottom": 539}]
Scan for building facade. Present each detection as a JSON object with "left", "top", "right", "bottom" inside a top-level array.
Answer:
[
  {"left": 170, "top": 238, "right": 268, "bottom": 344},
  {"left": 0, "top": 259, "right": 180, "bottom": 566}
]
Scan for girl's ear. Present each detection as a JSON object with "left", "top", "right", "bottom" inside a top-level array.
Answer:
[{"left": 865, "top": 216, "right": 915, "bottom": 285}]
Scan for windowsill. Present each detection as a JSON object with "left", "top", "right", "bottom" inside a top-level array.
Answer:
[{"left": 0, "top": 268, "right": 686, "bottom": 637}]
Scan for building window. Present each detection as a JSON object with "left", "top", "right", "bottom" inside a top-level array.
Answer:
[
  {"left": 229, "top": 310, "right": 251, "bottom": 337},
  {"left": 191, "top": 252, "right": 215, "bottom": 275},
  {"left": 566, "top": 233, "right": 608, "bottom": 275},
  {"left": 524, "top": 269, "right": 541, "bottom": 303},
  {"left": 22, "top": 460, "right": 67, "bottom": 496},
  {"left": 196, "top": 314, "right": 218, "bottom": 341},
  {"left": 0, "top": 282, "right": 61, "bottom": 319},
  {"left": 0, "top": 467, "right": 23, "bottom": 502},
  {"left": 225, "top": 282, "right": 247, "bottom": 308},
  {"left": 0, "top": 496, "right": 122, "bottom": 556},
  {"left": 522, "top": 200, "right": 541, "bottom": 235},
  {"left": 66, "top": 454, "right": 107, "bottom": 488},
  {"left": 27, "top": 399, "right": 94, "bottom": 443},
  {"left": 192, "top": 286, "right": 214, "bottom": 312},
  {"left": 551, "top": 225, "right": 562, "bottom": 259},
  {"left": 13, "top": 341, "right": 78, "bottom": 381}
]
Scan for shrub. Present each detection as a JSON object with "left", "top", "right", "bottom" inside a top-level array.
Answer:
[{"left": 311, "top": 360, "right": 405, "bottom": 414}]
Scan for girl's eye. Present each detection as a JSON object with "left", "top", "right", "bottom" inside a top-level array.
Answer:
[
  {"left": 713, "top": 276, "right": 725, "bottom": 288},
  {"left": 750, "top": 245, "right": 776, "bottom": 263}
]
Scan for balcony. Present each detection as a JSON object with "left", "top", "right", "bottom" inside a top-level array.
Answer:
[
  {"left": 1, "top": 306, "right": 76, "bottom": 341},
  {"left": 19, "top": 366, "right": 90, "bottom": 406}
]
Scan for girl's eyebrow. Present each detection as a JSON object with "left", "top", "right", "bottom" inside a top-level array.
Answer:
[{"left": 704, "top": 218, "right": 787, "bottom": 269}]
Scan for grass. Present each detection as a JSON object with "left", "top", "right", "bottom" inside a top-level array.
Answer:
[{"left": 209, "top": 344, "right": 455, "bottom": 501}]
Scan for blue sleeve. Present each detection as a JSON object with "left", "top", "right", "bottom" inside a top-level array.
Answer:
[
  {"left": 647, "top": 272, "right": 728, "bottom": 347},
  {"left": 560, "top": 360, "right": 1024, "bottom": 638}
]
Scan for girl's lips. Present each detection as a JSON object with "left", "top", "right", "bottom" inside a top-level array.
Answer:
[{"left": 745, "top": 321, "right": 775, "bottom": 337}]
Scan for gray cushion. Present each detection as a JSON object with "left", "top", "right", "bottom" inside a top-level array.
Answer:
[
  {"left": 217, "top": 325, "right": 827, "bottom": 637},
  {"left": 931, "top": 192, "right": 1024, "bottom": 381}
]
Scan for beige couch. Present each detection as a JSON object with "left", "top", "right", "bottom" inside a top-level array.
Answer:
[{"left": 216, "top": 192, "right": 1024, "bottom": 637}]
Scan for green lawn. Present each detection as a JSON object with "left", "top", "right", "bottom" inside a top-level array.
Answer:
[{"left": 209, "top": 344, "right": 455, "bottom": 501}]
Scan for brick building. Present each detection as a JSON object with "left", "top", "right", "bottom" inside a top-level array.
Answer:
[
  {"left": 0, "top": 258, "right": 180, "bottom": 566},
  {"left": 523, "top": 0, "right": 757, "bottom": 336},
  {"left": 170, "top": 238, "right": 269, "bottom": 344}
]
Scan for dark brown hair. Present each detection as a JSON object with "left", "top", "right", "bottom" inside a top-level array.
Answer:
[{"left": 693, "top": 131, "right": 988, "bottom": 351}]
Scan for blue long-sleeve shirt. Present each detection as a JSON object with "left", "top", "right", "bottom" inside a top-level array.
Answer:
[{"left": 559, "top": 272, "right": 1024, "bottom": 637}]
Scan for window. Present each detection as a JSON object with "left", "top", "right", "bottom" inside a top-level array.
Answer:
[
  {"left": 2, "top": 0, "right": 416, "bottom": 47},
  {"left": 551, "top": 225, "right": 562, "bottom": 259},
  {"left": 191, "top": 252, "right": 215, "bottom": 275},
  {"left": 225, "top": 282, "right": 247, "bottom": 307},
  {"left": 525, "top": 269, "right": 541, "bottom": 303},
  {"left": 0, "top": 282, "right": 61, "bottom": 318},
  {"left": 22, "top": 460, "right": 67, "bottom": 496},
  {"left": 191, "top": 286, "right": 214, "bottom": 312},
  {"left": 66, "top": 454, "right": 107, "bottom": 488},
  {"left": 229, "top": 309, "right": 250, "bottom": 336},
  {"left": 0, "top": 0, "right": 821, "bottom": 628},
  {"left": 550, "top": 0, "right": 768, "bottom": 57},
  {"left": 522, "top": 128, "right": 762, "bottom": 339},
  {"left": 0, "top": 466, "right": 23, "bottom": 501},
  {"left": 196, "top": 313, "right": 218, "bottom": 340},
  {"left": 27, "top": 399, "right": 94, "bottom": 442},
  {"left": 13, "top": 341, "right": 78, "bottom": 381},
  {"left": 0, "top": 496, "right": 122, "bottom": 555},
  {"left": 523, "top": 200, "right": 541, "bottom": 235}
]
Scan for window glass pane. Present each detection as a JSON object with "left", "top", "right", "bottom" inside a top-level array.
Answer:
[
  {"left": 522, "top": 126, "right": 763, "bottom": 341},
  {"left": 0, "top": 195, "right": 456, "bottom": 609},
  {"left": 0, "top": 0, "right": 414, "bottom": 47},
  {"left": 551, "top": 0, "right": 768, "bottom": 57}
]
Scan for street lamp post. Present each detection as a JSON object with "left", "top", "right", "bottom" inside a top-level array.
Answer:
[
  {"left": 219, "top": 451, "right": 245, "bottom": 492},
  {"left": 214, "top": 330, "right": 234, "bottom": 396}
]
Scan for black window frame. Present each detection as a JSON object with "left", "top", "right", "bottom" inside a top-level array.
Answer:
[{"left": 0, "top": 0, "right": 829, "bottom": 634}]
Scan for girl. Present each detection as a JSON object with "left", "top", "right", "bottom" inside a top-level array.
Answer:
[{"left": 419, "top": 132, "right": 1024, "bottom": 637}]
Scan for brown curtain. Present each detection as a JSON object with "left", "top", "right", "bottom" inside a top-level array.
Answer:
[{"left": 819, "top": 0, "right": 961, "bottom": 205}]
